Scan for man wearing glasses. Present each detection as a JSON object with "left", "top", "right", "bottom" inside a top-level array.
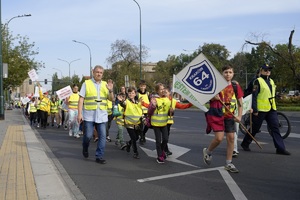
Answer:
[{"left": 241, "top": 64, "right": 291, "bottom": 155}]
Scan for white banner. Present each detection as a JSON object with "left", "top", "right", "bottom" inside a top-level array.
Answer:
[
  {"left": 34, "top": 86, "right": 40, "bottom": 97},
  {"left": 173, "top": 74, "right": 208, "bottom": 112},
  {"left": 242, "top": 94, "right": 252, "bottom": 115},
  {"left": 21, "top": 97, "right": 31, "bottom": 105},
  {"left": 28, "top": 69, "right": 38, "bottom": 81},
  {"left": 176, "top": 53, "right": 228, "bottom": 105},
  {"left": 56, "top": 85, "right": 73, "bottom": 100}
]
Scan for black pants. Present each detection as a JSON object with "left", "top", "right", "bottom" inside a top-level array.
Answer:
[
  {"left": 164, "top": 124, "right": 172, "bottom": 152},
  {"left": 30, "top": 112, "right": 37, "bottom": 126},
  {"left": 40, "top": 110, "right": 48, "bottom": 128},
  {"left": 37, "top": 110, "right": 42, "bottom": 124},
  {"left": 126, "top": 128, "right": 139, "bottom": 153},
  {"left": 153, "top": 126, "right": 169, "bottom": 157},
  {"left": 242, "top": 110, "right": 286, "bottom": 151}
]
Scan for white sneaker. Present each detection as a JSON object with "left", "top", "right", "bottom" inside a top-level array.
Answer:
[
  {"left": 224, "top": 163, "right": 239, "bottom": 173},
  {"left": 74, "top": 134, "right": 80, "bottom": 139},
  {"left": 69, "top": 130, "right": 73, "bottom": 136},
  {"left": 203, "top": 148, "right": 212, "bottom": 165}
]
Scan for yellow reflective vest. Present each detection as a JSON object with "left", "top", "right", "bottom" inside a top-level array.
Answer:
[
  {"left": 139, "top": 92, "right": 149, "bottom": 114},
  {"left": 124, "top": 99, "right": 143, "bottom": 125},
  {"left": 167, "top": 98, "right": 177, "bottom": 124},
  {"left": 107, "top": 100, "right": 113, "bottom": 115},
  {"left": 84, "top": 79, "right": 108, "bottom": 110},
  {"left": 50, "top": 101, "right": 59, "bottom": 113},
  {"left": 29, "top": 102, "right": 37, "bottom": 113},
  {"left": 68, "top": 93, "right": 79, "bottom": 109},
  {"left": 115, "top": 104, "right": 125, "bottom": 125},
  {"left": 151, "top": 97, "right": 171, "bottom": 127},
  {"left": 257, "top": 77, "right": 277, "bottom": 111}
]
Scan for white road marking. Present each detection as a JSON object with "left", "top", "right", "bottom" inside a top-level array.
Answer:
[{"left": 137, "top": 167, "right": 248, "bottom": 200}]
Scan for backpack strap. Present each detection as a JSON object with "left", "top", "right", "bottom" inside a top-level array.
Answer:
[{"left": 232, "top": 81, "right": 241, "bottom": 107}]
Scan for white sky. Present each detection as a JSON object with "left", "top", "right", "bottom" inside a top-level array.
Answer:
[{"left": 3, "top": 0, "right": 300, "bottom": 90}]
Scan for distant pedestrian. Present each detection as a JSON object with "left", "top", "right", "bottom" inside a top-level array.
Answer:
[{"left": 66, "top": 84, "right": 80, "bottom": 138}]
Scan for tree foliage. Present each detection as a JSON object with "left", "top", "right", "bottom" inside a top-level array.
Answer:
[{"left": 1, "top": 25, "right": 44, "bottom": 89}]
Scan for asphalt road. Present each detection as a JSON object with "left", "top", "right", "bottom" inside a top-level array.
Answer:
[{"left": 34, "top": 110, "right": 300, "bottom": 200}]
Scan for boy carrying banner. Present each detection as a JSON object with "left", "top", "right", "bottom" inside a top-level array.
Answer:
[{"left": 203, "top": 64, "right": 243, "bottom": 173}]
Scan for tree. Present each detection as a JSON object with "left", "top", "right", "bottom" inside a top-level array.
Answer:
[
  {"left": 198, "top": 43, "right": 230, "bottom": 70},
  {"left": 106, "top": 39, "right": 149, "bottom": 89},
  {"left": 1, "top": 25, "right": 44, "bottom": 89},
  {"left": 244, "top": 30, "right": 300, "bottom": 90}
]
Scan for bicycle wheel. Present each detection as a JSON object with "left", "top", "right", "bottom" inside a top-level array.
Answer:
[{"left": 267, "top": 112, "right": 291, "bottom": 139}]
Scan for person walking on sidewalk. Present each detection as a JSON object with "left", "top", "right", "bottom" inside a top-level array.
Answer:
[
  {"left": 240, "top": 64, "right": 291, "bottom": 155},
  {"left": 117, "top": 87, "right": 143, "bottom": 159},
  {"left": 38, "top": 85, "right": 51, "bottom": 129},
  {"left": 78, "top": 65, "right": 114, "bottom": 164},
  {"left": 203, "top": 64, "right": 243, "bottom": 173},
  {"left": 66, "top": 84, "right": 80, "bottom": 138}
]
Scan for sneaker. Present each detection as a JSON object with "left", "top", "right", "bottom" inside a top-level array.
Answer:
[
  {"left": 133, "top": 153, "right": 140, "bottom": 159},
  {"left": 95, "top": 158, "right": 106, "bottom": 164},
  {"left": 232, "top": 151, "right": 239, "bottom": 158},
  {"left": 82, "top": 147, "right": 89, "bottom": 158},
  {"left": 57, "top": 125, "right": 61, "bottom": 128},
  {"left": 224, "top": 163, "right": 239, "bottom": 173},
  {"left": 94, "top": 137, "right": 99, "bottom": 142},
  {"left": 156, "top": 156, "right": 165, "bottom": 164},
  {"left": 37, "top": 124, "right": 40, "bottom": 128},
  {"left": 69, "top": 130, "right": 73, "bottom": 136},
  {"left": 106, "top": 136, "right": 112, "bottom": 142},
  {"left": 166, "top": 151, "right": 173, "bottom": 156},
  {"left": 203, "top": 148, "right": 212, "bottom": 165},
  {"left": 276, "top": 149, "right": 291, "bottom": 155},
  {"left": 64, "top": 125, "right": 68, "bottom": 130},
  {"left": 120, "top": 143, "right": 127, "bottom": 150},
  {"left": 78, "top": 131, "right": 83, "bottom": 135},
  {"left": 74, "top": 134, "right": 80, "bottom": 139}
]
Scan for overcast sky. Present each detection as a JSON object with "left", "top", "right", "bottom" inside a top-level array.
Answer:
[{"left": 3, "top": 0, "right": 300, "bottom": 90}]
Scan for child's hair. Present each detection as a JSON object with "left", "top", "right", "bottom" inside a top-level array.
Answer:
[
  {"left": 139, "top": 80, "right": 146, "bottom": 86},
  {"left": 222, "top": 64, "right": 234, "bottom": 72},
  {"left": 72, "top": 84, "right": 78, "bottom": 88},
  {"left": 127, "top": 86, "right": 136, "bottom": 93},
  {"left": 155, "top": 83, "right": 164, "bottom": 93}
]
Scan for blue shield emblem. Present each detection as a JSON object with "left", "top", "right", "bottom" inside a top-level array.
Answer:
[{"left": 182, "top": 60, "right": 217, "bottom": 94}]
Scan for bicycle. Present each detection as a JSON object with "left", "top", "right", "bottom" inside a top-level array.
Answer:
[{"left": 239, "top": 111, "right": 291, "bottom": 139}]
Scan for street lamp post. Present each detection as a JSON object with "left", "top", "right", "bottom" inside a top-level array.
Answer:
[
  {"left": 57, "top": 58, "right": 80, "bottom": 80},
  {"left": 133, "top": 0, "right": 142, "bottom": 80},
  {"left": 52, "top": 68, "right": 63, "bottom": 79},
  {"left": 0, "top": 13, "right": 31, "bottom": 118},
  {"left": 72, "top": 40, "right": 92, "bottom": 78}
]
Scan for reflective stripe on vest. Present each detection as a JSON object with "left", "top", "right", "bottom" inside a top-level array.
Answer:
[
  {"left": 139, "top": 93, "right": 149, "bottom": 114},
  {"left": 151, "top": 97, "right": 171, "bottom": 127},
  {"left": 124, "top": 99, "right": 143, "bottom": 125},
  {"left": 29, "top": 102, "right": 37, "bottom": 112},
  {"left": 68, "top": 93, "right": 79, "bottom": 109},
  {"left": 84, "top": 79, "right": 108, "bottom": 110},
  {"left": 36, "top": 100, "right": 41, "bottom": 109},
  {"left": 257, "top": 77, "right": 277, "bottom": 111},
  {"left": 167, "top": 98, "right": 177, "bottom": 124}
]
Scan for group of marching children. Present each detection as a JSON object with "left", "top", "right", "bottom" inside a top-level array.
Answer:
[{"left": 26, "top": 83, "right": 83, "bottom": 139}]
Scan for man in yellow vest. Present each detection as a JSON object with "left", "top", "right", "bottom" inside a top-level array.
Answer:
[
  {"left": 66, "top": 84, "right": 80, "bottom": 138},
  {"left": 241, "top": 64, "right": 290, "bottom": 155},
  {"left": 78, "top": 65, "right": 114, "bottom": 164}
]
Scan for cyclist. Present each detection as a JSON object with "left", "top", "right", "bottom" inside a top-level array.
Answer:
[{"left": 241, "top": 64, "right": 291, "bottom": 155}]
